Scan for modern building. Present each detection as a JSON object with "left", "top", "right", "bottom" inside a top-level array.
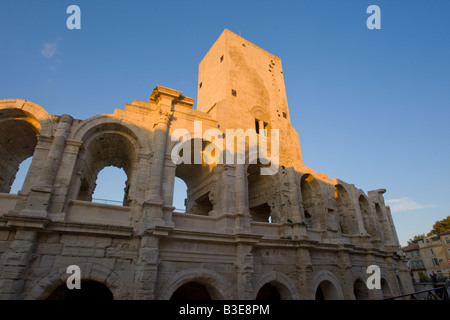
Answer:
[
  {"left": 403, "top": 243, "right": 426, "bottom": 283},
  {"left": 403, "top": 230, "right": 450, "bottom": 283}
]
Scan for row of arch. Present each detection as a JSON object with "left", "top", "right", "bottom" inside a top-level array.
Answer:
[
  {"left": 33, "top": 265, "right": 398, "bottom": 300},
  {"left": 0, "top": 100, "right": 396, "bottom": 246},
  {"left": 300, "top": 173, "right": 395, "bottom": 242}
]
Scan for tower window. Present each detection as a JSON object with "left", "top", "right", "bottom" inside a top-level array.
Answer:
[
  {"left": 220, "top": 55, "right": 224, "bottom": 62},
  {"left": 255, "top": 119, "right": 260, "bottom": 134},
  {"left": 282, "top": 112, "right": 287, "bottom": 119},
  {"left": 199, "top": 82, "right": 202, "bottom": 88},
  {"left": 231, "top": 89, "right": 237, "bottom": 97}
]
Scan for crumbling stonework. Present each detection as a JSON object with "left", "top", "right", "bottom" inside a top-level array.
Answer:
[{"left": 0, "top": 29, "right": 412, "bottom": 300}]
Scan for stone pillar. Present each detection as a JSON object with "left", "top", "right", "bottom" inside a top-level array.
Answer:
[
  {"left": 141, "top": 110, "right": 173, "bottom": 233},
  {"left": 148, "top": 110, "right": 173, "bottom": 201},
  {"left": 38, "top": 115, "right": 73, "bottom": 189},
  {"left": 0, "top": 230, "right": 37, "bottom": 299},
  {"left": 281, "top": 167, "right": 307, "bottom": 239},
  {"left": 13, "top": 116, "right": 74, "bottom": 220},
  {"left": 336, "top": 250, "right": 354, "bottom": 299},
  {"left": 296, "top": 248, "right": 314, "bottom": 299},
  {"left": 134, "top": 235, "right": 160, "bottom": 299},
  {"left": 234, "top": 164, "right": 251, "bottom": 234},
  {"left": 48, "top": 140, "right": 83, "bottom": 214},
  {"left": 235, "top": 243, "right": 254, "bottom": 299}
]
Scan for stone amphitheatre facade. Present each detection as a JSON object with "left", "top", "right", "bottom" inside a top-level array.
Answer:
[{"left": 0, "top": 29, "right": 412, "bottom": 300}]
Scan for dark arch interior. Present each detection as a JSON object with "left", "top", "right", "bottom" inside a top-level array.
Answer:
[
  {"left": 170, "top": 281, "right": 212, "bottom": 300},
  {"left": 255, "top": 283, "right": 281, "bottom": 300},
  {"left": 315, "top": 286, "right": 324, "bottom": 300},
  {"left": 46, "top": 280, "right": 114, "bottom": 300},
  {"left": 0, "top": 114, "right": 39, "bottom": 193}
]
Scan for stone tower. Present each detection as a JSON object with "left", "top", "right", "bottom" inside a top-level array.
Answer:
[
  {"left": 0, "top": 29, "right": 412, "bottom": 300},
  {"left": 197, "top": 29, "right": 302, "bottom": 167}
]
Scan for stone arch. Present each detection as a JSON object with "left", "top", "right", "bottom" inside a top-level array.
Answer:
[
  {"left": 0, "top": 99, "right": 54, "bottom": 137},
  {"left": 171, "top": 137, "right": 218, "bottom": 216},
  {"left": 25, "top": 262, "right": 131, "bottom": 300},
  {"left": 299, "top": 173, "right": 326, "bottom": 230},
  {"left": 334, "top": 184, "right": 358, "bottom": 235},
  {"left": 374, "top": 202, "right": 395, "bottom": 244},
  {"left": 312, "top": 270, "right": 344, "bottom": 300},
  {"left": 358, "top": 193, "right": 377, "bottom": 238},
  {"left": 71, "top": 117, "right": 147, "bottom": 205},
  {"left": 247, "top": 162, "right": 277, "bottom": 223},
  {"left": 353, "top": 277, "right": 369, "bottom": 300},
  {"left": 72, "top": 115, "right": 150, "bottom": 153},
  {"left": 380, "top": 277, "right": 393, "bottom": 299},
  {"left": 254, "top": 271, "right": 300, "bottom": 300},
  {"left": 158, "top": 268, "right": 233, "bottom": 300},
  {"left": 0, "top": 100, "right": 53, "bottom": 193}
]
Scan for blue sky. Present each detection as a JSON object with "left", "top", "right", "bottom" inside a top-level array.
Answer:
[{"left": 2, "top": 0, "right": 450, "bottom": 246}]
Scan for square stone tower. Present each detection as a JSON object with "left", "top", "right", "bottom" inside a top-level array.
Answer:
[{"left": 197, "top": 29, "right": 303, "bottom": 167}]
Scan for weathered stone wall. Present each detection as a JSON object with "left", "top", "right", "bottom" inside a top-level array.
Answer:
[{"left": 0, "top": 29, "right": 413, "bottom": 300}]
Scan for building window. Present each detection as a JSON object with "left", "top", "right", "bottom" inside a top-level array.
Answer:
[
  {"left": 430, "top": 248, "right": 434, "bottom": 255},
  {"left": 220, "top": 55, "right": 224, "bottom": 62},
  {"left": 255, "top": 119, "right": 269, "bottom": 136},
  {"left": 432, "top": 258, "right": 439, "bottom": 267},
  {"left": 282, "top": 112, "right": 287, "bottom": 119},
  {"left": 445, "top": 237, "right": 450, "bottom": 244},
  {"left": 199, "top": 82, "right": 202, "bottom": 88},
  {"left": 231, "top": 89, "right": 237, "bottom": 97}
]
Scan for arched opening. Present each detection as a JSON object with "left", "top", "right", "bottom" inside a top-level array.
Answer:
[
  {"left": 173, "top": 177, "right": 188, "bottom": 212},
  {"left": 381, "top": 278, "right": 392, "bottom": 298},
  {"left": 359, "top": 195, "right": 376, "bottom": 238},
  {"left": 9, "top": 156, "right": 33, "bottom": 194},
  {"left": 174, "top": 139, "right": 216, "bottom": 216},
  {"left": 170, "top": 281, "right": 212, "bottom": 300},
  {"left": 256, "top": 283, "right": 281, "bottom": 300},
  {"left": 300, "top": 174, "right": 324, "bottom": 229},
  {"left": 247, "top": 163, "right": 274, "bottom": 223},
  {"left": 91, "top": 166, "right": 128, "bottom": 205},
  {"left": 335, "top": 184, "right": 357, "bottom": 234},
  {"left": 353, "top": 279, "right": 369, "bottom": 300},
  {"left": 315, "top": 280, "right": 339, "bottom": 300},
  {"left": 46, "top": 280, "right": 114, "bottom": 300},
  {"left": 0, "top": 109, "right": 40, "bottom": 194},
  {"left": 304, "top": 210, "right": 312, "bottom": 228},
  {"left": 76, "top": 130, "right": 137, "bottom": 206}
]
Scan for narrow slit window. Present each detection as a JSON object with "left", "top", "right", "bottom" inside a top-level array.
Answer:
[{"left": 255, "top": 119, "right": 260, "bottom": 134}]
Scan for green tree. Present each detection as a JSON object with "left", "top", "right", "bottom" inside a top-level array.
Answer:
[
  {"left": 407, "top": 234, "right": 425, "bottom": 245},
  {"left": 427, "top": 216, "right": 450, "bottom": 236}
]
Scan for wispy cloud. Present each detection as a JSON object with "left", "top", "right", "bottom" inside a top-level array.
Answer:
[
  {"left": 385, "top": 197, "right": 435, "bottom": 213},
  {"left": 41, "top": 41, "right": 58, "bottom": 58}
]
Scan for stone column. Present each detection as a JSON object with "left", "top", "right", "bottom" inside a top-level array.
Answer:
[
  {"left": 296, "top": 248, "right": 314, "bottom": 299},
  {"left": 134, "top": 235, "right": 160, "bottom": 299},
  {"left": 235, "top": 243, "right": 254, "bottom": 299},
  {"left": 38, "top": 115, "right": 73, "bottom": 189},
  {"left": 48, "top": 140, "right": 83, "bottom": 214},
  {"left": 141, "top": 109, "right": 173, "bottom": 232},
  {"left": 16, "top": 116, "right": 74, "bottom": 219},
  {"left": 141, "top": 110, "right": 173, "bottom": 233},
  {"left": 234, "top": 164, "right": 251, "bottom": 233},
  {"left": 148, "top": 110, "right": 173, "bottom": 201}
]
